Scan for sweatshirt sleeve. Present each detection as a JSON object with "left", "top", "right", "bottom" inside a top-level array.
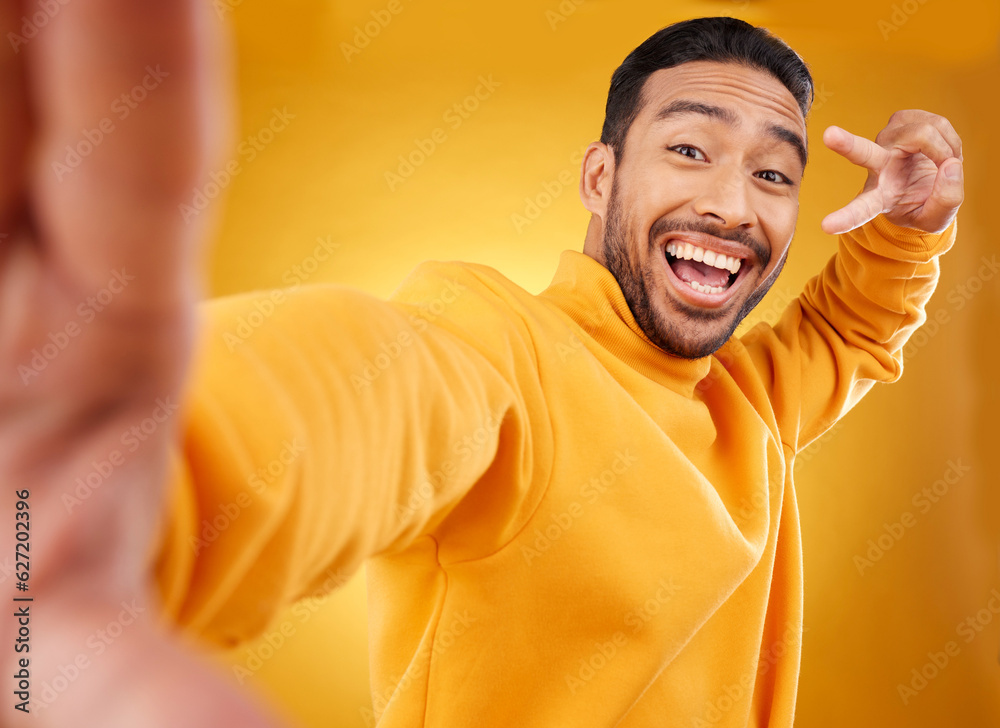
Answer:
[
  {"left": 150, "top": 262, "right": 543, "bottom": 648},
  {"left": 738, "top": 214, "right": 957, "bottom": 453}
]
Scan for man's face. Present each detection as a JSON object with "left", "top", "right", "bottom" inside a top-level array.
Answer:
[{"left": 587, "top": 60, "right": 807, "bottom": 359}]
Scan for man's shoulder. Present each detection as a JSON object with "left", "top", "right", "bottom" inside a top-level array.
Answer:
[{"left": 388, "top": 258, "right": 538, "bottom": 308}]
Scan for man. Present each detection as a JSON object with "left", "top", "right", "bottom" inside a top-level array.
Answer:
[{"left": 0, "top": 6, "right": 963, "bottom": 728}]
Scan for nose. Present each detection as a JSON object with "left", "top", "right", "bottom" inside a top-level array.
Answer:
[{"left": 691, "top": 166, "right": 758, "bottom": 230}]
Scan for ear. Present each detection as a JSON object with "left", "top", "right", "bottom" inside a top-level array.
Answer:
[{"left": 579, "top": 141, "right": 615, "bottom": 220}]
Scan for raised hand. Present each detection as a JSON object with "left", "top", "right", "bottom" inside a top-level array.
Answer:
[
  {"left": 0, "top": 1, "right": 281, "bottom": 725},
  {"left": 821, "top": 110, "right": 964, "bottom": 235}
]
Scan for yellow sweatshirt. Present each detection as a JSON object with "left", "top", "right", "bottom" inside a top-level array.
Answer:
[{"left": 153, "top": 215, "right": 956, "bottom": 727}]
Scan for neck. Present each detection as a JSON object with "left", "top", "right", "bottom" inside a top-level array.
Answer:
[{"left": 582, "top": 214, "right": 606, "bottom": 265}]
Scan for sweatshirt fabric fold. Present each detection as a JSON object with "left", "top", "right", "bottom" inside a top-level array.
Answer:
[{"left": 153, "top": 215, "right": 956, "bottom": 727}]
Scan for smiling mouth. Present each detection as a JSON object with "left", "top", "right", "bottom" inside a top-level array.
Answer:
[{"left": 664, "top": 240, "right": 746, "bottom": 295}]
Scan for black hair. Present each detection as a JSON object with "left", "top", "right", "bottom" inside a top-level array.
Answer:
[{"left": 599, "top": 17, "right": 813, "bottom": 164}]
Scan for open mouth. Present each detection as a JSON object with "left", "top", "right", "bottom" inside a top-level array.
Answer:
[{"left": 661, "top": 235, "right": 753, "bottom": 306}]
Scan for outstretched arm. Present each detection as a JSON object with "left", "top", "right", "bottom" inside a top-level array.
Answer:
[
  {"left": 738, "top": 110, "right": 964, "bottom": 451},
  {"left": 153, "top": 270, "right": 536, "bottom": 648}
]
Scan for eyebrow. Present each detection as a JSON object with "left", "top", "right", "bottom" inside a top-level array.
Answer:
[{"left": 651, "top": 99, "right": 807, "bottom": 169}]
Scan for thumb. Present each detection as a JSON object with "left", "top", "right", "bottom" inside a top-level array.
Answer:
[{"left": 919, "top": 158, "right": 964, "bottom": 233}]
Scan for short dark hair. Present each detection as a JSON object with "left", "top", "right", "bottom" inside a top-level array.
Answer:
[{"left": 599, "top": 17, "right": 814, "bottom": 165}]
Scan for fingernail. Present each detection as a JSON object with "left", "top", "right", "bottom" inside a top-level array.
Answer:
[{"left": 945, "top": 162, "right": 961, "bottom": 179}]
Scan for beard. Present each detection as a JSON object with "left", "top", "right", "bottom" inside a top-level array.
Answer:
[{"left": 600, "top": 175, "right": 786, "bottom": 359}]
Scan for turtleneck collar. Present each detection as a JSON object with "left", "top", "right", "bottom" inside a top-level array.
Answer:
[{"left": 538, "top": 250, "right": 713, "bottom": 399}]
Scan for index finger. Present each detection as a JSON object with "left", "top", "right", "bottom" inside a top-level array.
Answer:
[{"left": 822, "top": 125, "right": 891, "bottom": 172}]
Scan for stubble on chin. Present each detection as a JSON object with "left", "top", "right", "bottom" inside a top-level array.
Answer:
[{"left": 599, "top": 189, "right": 771, "bottom": 360}]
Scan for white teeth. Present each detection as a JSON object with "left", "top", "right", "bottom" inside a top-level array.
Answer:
[
  {"left": 685, "top": 280, "right": 725, "bottom": 295},
  {"left": 666, "top": 241, "right": 742, "bottom": 272}
]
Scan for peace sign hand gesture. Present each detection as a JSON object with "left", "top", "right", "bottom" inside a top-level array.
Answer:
[{"left": 821, "top": 110, "right": 964, "bottom": 236}]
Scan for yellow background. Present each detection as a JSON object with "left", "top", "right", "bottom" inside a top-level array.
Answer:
[{"left": 203, "top": 0, "right": 1000, "bottom": 725}]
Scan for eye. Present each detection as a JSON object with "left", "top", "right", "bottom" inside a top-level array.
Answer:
[
  {"left": 670, "top": 145, "right": 706, "bottom": 161},
  {"left": 756, "top": 169, "right": 792, "bottom": 185}
]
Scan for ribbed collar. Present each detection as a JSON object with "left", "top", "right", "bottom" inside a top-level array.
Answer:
[{"left": 538, "top": 250, "right": 713, "bottom": 399}]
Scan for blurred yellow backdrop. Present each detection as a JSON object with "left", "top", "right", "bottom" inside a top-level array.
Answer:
[{"left": 202, "top": 0, "right": 1000, "bottom": 725}]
